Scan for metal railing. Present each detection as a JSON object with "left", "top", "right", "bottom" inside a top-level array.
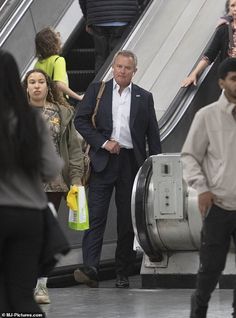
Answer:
[{"left": 0, "top": 0, "right": 34, "bottom": 47}]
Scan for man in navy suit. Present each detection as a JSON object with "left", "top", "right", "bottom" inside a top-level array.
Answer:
[{"left": 74, "top": 50, "right": 161, "bottom": 288}]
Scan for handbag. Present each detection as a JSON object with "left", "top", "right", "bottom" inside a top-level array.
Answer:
[{"left": 81, "top": 81, "right": 106, "bottom": 186}]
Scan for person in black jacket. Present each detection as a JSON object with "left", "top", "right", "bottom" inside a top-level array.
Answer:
[
  {"left": 74, "top": 50, "right": 161, "bottom": 288},
  {"left": 182, "top": 0, "right": 236, "bottom": 87},
  {"left": 0, "top": 49, "right": 62, "bottom": 313},
  {"left": 78, "top": 0, "right": 139, "bottom": 73}
]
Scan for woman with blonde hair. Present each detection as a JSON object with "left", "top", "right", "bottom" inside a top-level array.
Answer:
[{"left": 23, "top": 68, "right": 84, "bottom": 304}]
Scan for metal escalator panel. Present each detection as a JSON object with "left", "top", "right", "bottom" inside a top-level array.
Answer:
[
  {"left": 0, "top": 0, "right": 24, "bottom": 30},
  {"left": 0, "top": 0, "right": 34, "bottom": 47},
  {"left": 0, "top": 0, "right": 7, "bottom": 10},
  {"left": 132, "top": 154, "right": 202, "bottom": 261}
]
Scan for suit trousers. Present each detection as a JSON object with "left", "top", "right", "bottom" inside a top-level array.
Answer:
[
  {"left": 190, "top": 204, "right": 236, "bottom": 318},
  {"left": 0, "top": 206, "right": 44, "bottom": 314},
  {"left": 91, "top": 25, "right": 128, "bottom": 73},
  {"left": 83, "top": 148, "right": 138, "bottom": 275}
]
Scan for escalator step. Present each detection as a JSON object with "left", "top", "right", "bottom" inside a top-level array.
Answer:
[
  {"left": 68, "top": 70, "right": 95, "bottom": 92},
  {"left": 66, "top": 48, "right": 95, "bottom": 70}
]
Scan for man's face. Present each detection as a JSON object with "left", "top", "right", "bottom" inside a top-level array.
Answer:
[
  {"left": 219, "top": 71, "right": 236, "bottom": 101},
  {"left": 112, "top": 55, "right": 137, "bottom": 89}
]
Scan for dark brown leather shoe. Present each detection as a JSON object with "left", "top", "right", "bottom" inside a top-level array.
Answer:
[
  {"left": 115, "top": 274, "right": 129, "bottom": 288},
  {"left": 74, "top": 266, "right": 99, "bottom": 288}
]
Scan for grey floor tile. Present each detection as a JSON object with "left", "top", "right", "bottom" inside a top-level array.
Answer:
[{"left": 43, "top": 277, "right": 233, "bottom": 318}]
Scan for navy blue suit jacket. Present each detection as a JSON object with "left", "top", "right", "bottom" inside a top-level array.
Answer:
[{"left": 74, "top": 79, "right": 161, "bottom": 172}]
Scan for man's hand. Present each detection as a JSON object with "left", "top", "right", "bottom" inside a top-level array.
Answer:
[
  {"left": 181, "top": 73, "right": 198, "bottom": 87},
  {"left": 104, "top": 140, "right": 120, "bottom": 154},
  {"left": 198, "top": 191, "right": 215, "bottom": 217}
]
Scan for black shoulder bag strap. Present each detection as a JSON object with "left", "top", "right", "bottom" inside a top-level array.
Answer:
[{"left": 51, "top": 55, "right": 60, "bottom": 80}]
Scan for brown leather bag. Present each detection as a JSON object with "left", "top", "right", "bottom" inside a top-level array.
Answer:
[{"left": 81, "top": 81, "right": 106, "bottom": 186}]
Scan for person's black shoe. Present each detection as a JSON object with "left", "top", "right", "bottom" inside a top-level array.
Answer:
[
  {"left": 115, "top": 274, "right": 129, "bottom": 288},
  {"left": 74, "top": 266, "right": 99, "bottom": 288},
  {"left": 190, "top": 293, "right": 207, "bottom": 318}
]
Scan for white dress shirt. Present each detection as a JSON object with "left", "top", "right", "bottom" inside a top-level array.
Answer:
[{"left": 110, "top": 80, "right": 133, "bottom": 149}]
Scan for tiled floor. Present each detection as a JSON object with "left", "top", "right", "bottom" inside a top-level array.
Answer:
[{"left": 43, "top": 276, "right": 234, "bottom": 318}]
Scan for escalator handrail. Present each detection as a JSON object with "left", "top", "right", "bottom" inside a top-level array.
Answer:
[
  {"left": 158, "top": 28, "right": 220, "bottom": 141},
  {"left": 0, "top": 0, "right": 21, "bottom": 31},
  {"left": 0, "top": 0, "right": 34, "bottom": 47}
]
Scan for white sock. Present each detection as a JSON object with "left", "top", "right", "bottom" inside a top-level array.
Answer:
[{"left": 36, "top": 277, "right": 48, "bottom": 288}]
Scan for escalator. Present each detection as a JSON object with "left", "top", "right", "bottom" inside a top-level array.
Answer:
[{"left": 65, "top": 25, "right": 95, "bottom": 94}]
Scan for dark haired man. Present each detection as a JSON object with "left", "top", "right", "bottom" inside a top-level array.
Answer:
[{"left": 181, "top": 57, "right": 236, "bottom": 318}]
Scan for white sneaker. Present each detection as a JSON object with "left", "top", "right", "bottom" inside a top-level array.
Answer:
[{"left": 34, "top": 283, "right": 51, "bottom": 304}]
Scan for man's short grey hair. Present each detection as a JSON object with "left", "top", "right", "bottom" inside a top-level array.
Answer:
[{"left": 112, "top": 50, "right": 138, "bottom": 69}]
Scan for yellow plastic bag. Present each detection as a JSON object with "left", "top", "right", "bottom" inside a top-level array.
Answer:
[{"left": 66, "top": 185, "right": 89, "bottom": 231}]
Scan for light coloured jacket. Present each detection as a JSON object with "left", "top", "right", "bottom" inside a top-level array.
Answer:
[{"left": 181, "top": 92, "right": 236, "bottom": 211}]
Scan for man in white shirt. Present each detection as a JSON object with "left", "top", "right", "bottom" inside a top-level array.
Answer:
[
  {"left": 74, "top": 50, "right": 161, "bottom": 288},
  {"left": 181, "top": 57, "right": 236, "bottom": 318}
]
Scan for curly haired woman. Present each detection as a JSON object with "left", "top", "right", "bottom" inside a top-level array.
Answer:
[
  {"left": 23, "top": 69, "right": 84, "bottom": 304},
  {"left": 34, "top": 26, "right": 83, "bottom": 103}
]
